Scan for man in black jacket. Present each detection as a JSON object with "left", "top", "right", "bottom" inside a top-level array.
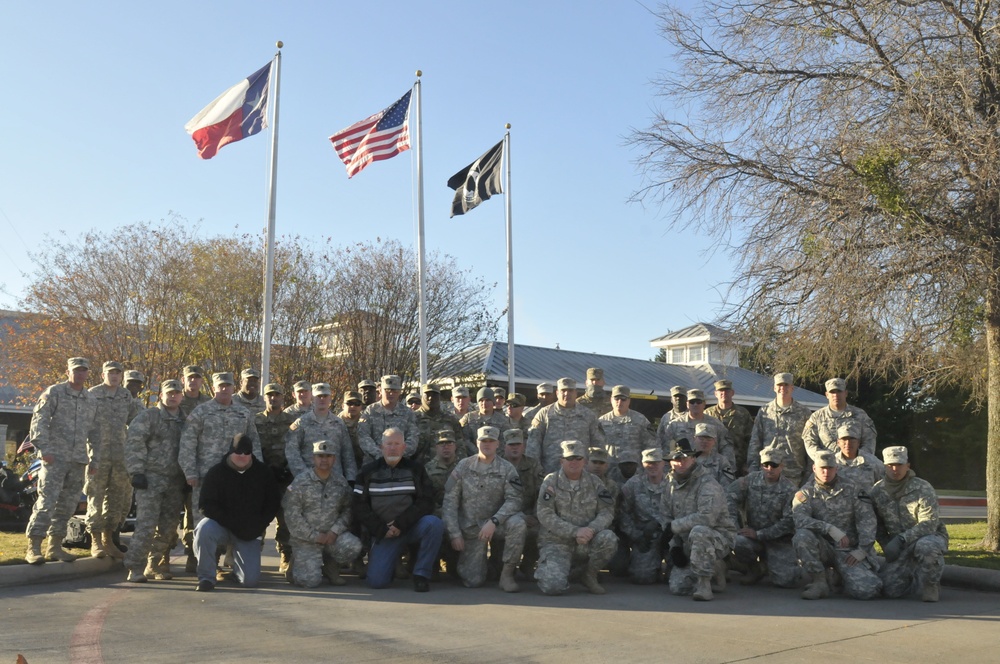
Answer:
[
  {"left": 193, "top": 434, "right": 281, "bottom": 591},
  {"left": 353, "top": 427, "right": 444, "bottom": 591}
]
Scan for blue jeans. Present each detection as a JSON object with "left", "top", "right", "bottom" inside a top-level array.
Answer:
[
  {"left": 367, "top": 515, "right": 444, "bottom": 589},
  {"left": 193, "top": 518, "right": 262, "bottom": 587}
]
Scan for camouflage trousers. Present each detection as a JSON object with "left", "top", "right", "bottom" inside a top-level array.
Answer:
[
  {"left": 793, "top": 530, "right": 882, "bottom": 599},
  {"left": 535, "top": 529, "right": 618, "bottom": 595},
  {"left": 84, "top": 460, "right": 132, "bottom": 533},
  {"left": 668, "top": 525, "right": 733, "bottom": 595},
  {"left": 123, "top": 473, "right": 185, "bottom": 572},
  {"left": 878, "top": 534, "right": 947, "bottom": 598},
  {"left": 289, "top": 532, "right": 364, "bottom": 588},
  {"left": 456, "top": 515, "right": 526, "bottom": 588},
  {"left": 733, "top": 534, "right": 800, "bottom": 588},
  {"left": 26, "top": 459, "right": 86, "bottom": 539}
]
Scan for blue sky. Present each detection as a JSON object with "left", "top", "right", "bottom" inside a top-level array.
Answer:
[{"left": 1, "top": 1, "right": 734, "bottom": 362}]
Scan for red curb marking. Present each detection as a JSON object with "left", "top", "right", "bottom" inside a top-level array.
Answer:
[{"left": 68, "top": 587, "right": 129, "bottom": 663}]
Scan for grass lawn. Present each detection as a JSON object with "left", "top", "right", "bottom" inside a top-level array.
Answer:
[
  {"left": 944, "top": 521, "right": 1000, "bottom": 570},
  {"left": 0, "top": 530, "right": 92, "bottom": 566}
]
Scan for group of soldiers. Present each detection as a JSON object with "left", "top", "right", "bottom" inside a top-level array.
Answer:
[{"left": 24, "top": 359, "right": 946, "bottom": 602}]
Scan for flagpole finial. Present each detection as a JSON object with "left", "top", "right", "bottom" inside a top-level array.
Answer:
[
  {"left": 416, "top": 70, "right": 422, "bottom": 77},
  {"left": 276, "top": 41, "right": 283, "bottom": 48},
  {"left": 505, "top": 123, "right": 511, "bottom": 129}
]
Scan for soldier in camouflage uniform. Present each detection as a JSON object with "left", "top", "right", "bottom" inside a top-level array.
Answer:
[
  {"left": 493, "top": 387, "right": 507, "bottom": 413},
  {"left": 726, "top": 446, "right": 799, "bottom": 588},
  {"left": 338, "top": 391, "right": 365, "bottom": 470},
  {"left": 414, "top": 383, "right": 463, "bottom": 463},
  {"left": 255, "top": 383, "right": 297, "bottom": 571},
  {"left": 871, "top": 446, "right": 948, "bottom": 602},
  {"left": 658, "top": 389, "right": 735, "bottom": 469},
  {"left": 577, "top": 368, "right": 612, "bottom": 419},
  {"left": 179, "top": 372, "right": 262, "bottom": 523},
  {"left": 834, "top": 422, "right": 884, "bottom": 490},
  {"left": 124, "top": 369, "right": 145, "bottom": 400},
  {"left": 425, "top": 430, "right": 461, "bottom": 577},
  {"left": 661, "top": 438, "right": 737, "bottom": 601},
  {"left": 502, "top": 429, "right": 544, "bottom": 575},
  {"left": 528, "top": 378, "right": 606, "bottom": 475},
  {"left": 599, "top": 385, "right": 655, "bottom": 478},
  {"left": 357, "top": 379, "right": 378, "bottom": 407},
  {"left": 232, "top": 368, "right": 266, "bottom": 414},
  {"left": 706, "top": 379, "right": 754, "bottom": 474},
  {"left": 619, "top": 448, "right": 669, "bottom": 584},
  {"left": 747, "top": 373, "right": 812, "bottom": 486},
  {"left": 667, "top": 386, "right": 688, "bottom": 423},
  {"left": 357, "top": 375, "right": 419, "bottom": 463},
  {"left": 535, "top": 441, "right": 618, "bottom": 595},
  {"left": 803, "top": 377, "right": 877, "bottom": 458},
  {"left": 179, "top": 365, "right": 212, "bottom": 572},
  {"left": 123, "top": 379, "right": 186, "bottom": 582},
  {"left": 282, "top": 380, "right": 313, "bottom": 419},
  {"left": 459, "top": 388, "right": 511, "bottom": 457},
  {"left": 522, "top": 382, "right": 555, "bottom": 424},
  {"left": 443, "top": 426, "right": 525, "bottom": 592},
  {"left": 694, "top": 422, "right": 736, "bottom": 488},
  {"left": 792, "top": 450, "right": 882, "bottom": 600},
  {"left": 443, "top": 385, "right": 474, "bottom": 418},
  {"left": 285, "top": 383, "right": 356, "bottom": 482},
  {"left": 406, "top": 392, "right": 422, "bottom": 411},
  {"left": 24, "top": 357, "right": 99, "bottom": 565},
  {"left": 283, "top": 441, "right": 363, "bottom": 588},
  {"left": 86, "top": 360, "right": 141, "bottom": 559},
  {"left": 505, "top": 393, "right": 530, "bottom": 436}
]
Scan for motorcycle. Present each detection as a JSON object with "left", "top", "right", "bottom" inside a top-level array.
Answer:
[
  {"left": 0, "top": 459, "right": 34, "bottom": 531},
  {"left": 5, "top": 457, "right": 92, "bottom": 547}
]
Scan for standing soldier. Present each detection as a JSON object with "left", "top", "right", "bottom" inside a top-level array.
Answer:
[
  {"left": 285, "top": 383, "right": 356, "bottom": 482},
  {"left": 283, "top": 441, "right": 364, "bottom": 587},
  {"left": 747, "top": 372, "right": 812, "bottom": 485},
  {"left": 24, "top": 357, "right": 99, "bottom": 565},
  {"left": 123, "top": 379, "right": 186, "bottom": 582},
  {"left": 871, "top": 446, "right": 948, "bottom": 602},
  {"left": 443, "top": 426, "right": 525, "bottom": 592},
  {"left": 459, "top": 388, "right": 511, "bottom": 456},
  {"left": 657, "top": 389, "right": 735, "bottom": 469},
  {"left": 527, "top": 378, "right": 606, "bottom": 475},
  {"left": 492, "top": 387, "right": 507, "bottom": 413},
  {"left": 505, "top": 393, "right": 530, "bottom": 436},
  {"left": 803, "top": 377, "right": 877, "bottom": 457},
  {"left": 255, "top": 383, "right": 297, "bottom": 572},
  {"left": 179, "top": 364, "right": 211, "bottom": 572},
  {"left": 414, "top": 383, "right": 463, "bottom": 463},
  {"left": 667, "top": 386, "right": 688, "bottom": 423},
  {"left": 283, "top": 380, "right": 313, "bottom": 418},
  {"left": 502, "top": 429, "right": 544, "bottom": 575},
  {"left": 357, "top": 379, "right": 379, "bottom": 407},
  {"left": 522, "top": 382, "right": 556, "bottom": 424},
  {"left": 338, "top": 391, "right": 365, "bottom": 471},
  {"left": 444, "top": 385, "right": 474, "bottom": 418},
  {"left": 124, "top": 370, "right": 146, "bottom": 402},
  {"left": 232, "top": 368, "right": 266, "bottom": 414},
  {"left": 86, "top": 360, "right": 141, "bottom": 559},
  {"left": 576, "top": 368, "right": 612, "bottom": 418},
  {"left": 619, "top": 448, "right": 669, "bottom": 585},
  {"left": 405, "top": 392, "right": 422, "bottom": 411},
  {"left": 600, "top": 385, "right": 655, "bottom": 479},
  {"left": 535, "top": 441, "right": 618, "bottom": 596},
  {"left": 357, "top": 375, "right": 420, "bottom": 463},
  {"left": 706, "top": 379, "right": 754, "bottom": 474},
  {"left": 834, "top": 422, "right": 884, "bottom": 490}
]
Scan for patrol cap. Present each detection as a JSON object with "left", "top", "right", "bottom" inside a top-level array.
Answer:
[
  {"left": 68, "top": 357, "right": 90, "bottom": 370},
  {"left": 836, "top": 422, "right": 861, "bottom": 440},
  {"left": 508, "top": 393, "right": 526, "bottom": 408},
  {"left": 312, "top": 382, "right": 332, "bottom": 396},
  {"left": 759, "top": 446, "right": 785, "bottom": 465},
  {"left": 453, "top": 386, "right": 470, "bottom": 398},
  {"left": 587, "top": 368, "right": 604, "bottom": 380},
  {"left": 381, "top": 375, "right": 402, "bottom": 390},
  {"left": 161, "top": 379, "right": 183, "bottom": 393},
  {"left": 183, "top": 365, "right": 204, "bottom": 377},
  {"left": 476, "top": 387, "right": 495, "bottom": 402},
  {"left": 883, "top": 446, "right": 909, "bottom": 465},
  {"left": 557, "top": 377, "right": 577, "bottom": 391},
  {"left": 292, "top": 380, "right": 312, "bottom": 392},
  {"left": 825, "top": 377, "right": 847, "bottom": 392},
  {"left": 502, "top": 429, "right": 524, "bottom": 445},
  {"left": 103, "top": 360, "right": 124, "bottom": 372},
  {"left": 312, "top": 440, "right": 335, "bottom": 456},
  {"left": 536, "top": 382, "right": 555, "bottom": 395},
  {"left": 588, "top": 447, "right": 610, "bottom": 462},
  {"left": 694, "top": 422, "right": 715, "bottom": 439},
  {"left": 241, "top": 368, "right": 261, "bottom": 379},
  {"left": 421, "top": 383, "right": 440, "bottom": 394},
  {"left": 641, "top": 448, "right": 664, "bottom": 464},
  {"left": 358, "top": 379, "right": 377, "bottom": 390},
  {"left": 713, "top": 379, "right": 733, "bottom": 391},
  {"left": 343, "top": 390, "right": 363, "bottom": 405},
  {"left": 213, "top": 372, "right": 235, "bottom": 386},
  {"left": 124, "top": 370, "right": 145, "bottom": 383},
  {"left": 263, "top": 383, "right": 284, "bottom": 395},
  {"left": 686, "top": 389, "right": 706, "bottom": 402},
  {"left": 560, "top": 440, "right": 587, "bottom": 459},
  {"left": 774, "top": 372, "right": 793, "bottom": 386},
  {"left": 231, "top": 434, "right": 254, "bottom": 455},
  {"left": 813, "top": 450, "right": 837, "bottom": 468},
  {"left": 406, "top": 392, "right": 421, "bottom": 404},
  {"left": 618, "top": 449, "right": 641, "bottom": 464},
  {"left": 670, "top": 386, "right": 686, "bottom": 397},
  {"left": 477, "top": 426, "right": 500, "bottom": 442},
  {"left": 493, "top": 387, "right": 507, "bottom": 399},
  {"left": 611, "top": 385, "right": 631, "bottom": 399},
  {"left": 436, "top": 430, "right": 457, "bottom": 444},
  {"left": 667, "top": 437, "right": 700, "bottom": 460}
]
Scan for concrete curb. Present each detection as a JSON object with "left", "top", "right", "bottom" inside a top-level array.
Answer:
[
  {"left": 0, "top": 556, "right": 120, "bottom": 588},
  {"left": 940, "top": 564, "right": 1000, "bottom": 592}
]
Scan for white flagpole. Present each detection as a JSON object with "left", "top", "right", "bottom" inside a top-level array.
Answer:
[
  {"left": 261, "top": 42, "right": 282, "bottom": 382},
  {"left": 414, "top": 71, "right": 428, "bottom": 384},
  {"left": 504, "top": 125, "right": 514, "bottom": 396}
]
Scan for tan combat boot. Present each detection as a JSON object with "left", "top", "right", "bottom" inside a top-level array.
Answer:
[
  {"left": 801, "top": 574, "right": 830, "bottom": 600},
  {"left": 712, "top": 560, "right": 727, "bottom": 593},
  {"left": 581, "top": 566, "right": 606, "bottom": 595},
  {"left": 103, "top": 531, "right": 124, "bottom": 560},
  {"left": 323, "top": 560, "right": 346, "bottom": 586},
  {"left": 693, "top": 575, "right": 714, "bottom": 601},
  {"left": 45, "top": 537, "right": 77, "bottom": 562},
  {"left": 921, "top": 581, "right": 940, "bottom": 602},
  {"left": 498, "top": 563, "right": 520, "bottom": 593},
  {"left": 278, "top": 548, "right": 292, "bottom": 574},
  {"left": 148, "top": 554, "right": 172, "bottom": 580},
  {"left": 25, "top": 537, "right": 46, "bottom": 565},
  {"left": 90, "top": 530, "right": 109, "bottom": 558}
]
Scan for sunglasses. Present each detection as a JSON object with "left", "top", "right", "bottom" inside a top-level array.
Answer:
[{"left": 761, "top": 462, "right": 780, "bottom": 469}]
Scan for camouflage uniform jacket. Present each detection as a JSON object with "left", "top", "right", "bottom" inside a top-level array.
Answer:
[
  {"left": 698, "top": 450, "right": 736, "bottom": 488},
  {"left": 87, "top": 384, "right": 141, "bottom": 467},
  {"left": 285, "top": 411, "right": 357, "bottom": 482},
  {"left": 124, "top": 403, "right": 185, "bottom": 479},
  {"left": 282, "top": 403, "right": 311, "bottom": 419},
  {"left": 338, "top": 411, "right": 364, "bottom": 469},
  {"left": 459, "top": 410, "right": 511, "bottom": 455},
  {"left": 414, "top": 407, "right": 464, "bottom": 463},
  {"left": 747, "top": 398, "right": 812, "bottom": 475},
  {"left": 283, "top": 469, "right": 354, "bottom": 542},
  {"left": 179, "top": 392, "right": 211, "bottom": 419},
  {"left": 232, "top": 391, "right": 266, "bottom": 414},
  {"left": 254, "top": 409, "right": 296, "bottom": 478},
  {"left": 725, "top": 471, "right": 796, "bottom": 541},
  {"left": 357, "top": 401, "right": 419, "bottom": 462},
  {"left": 576, "top": 388, "right": 612, "bottom": 419},
  {"left": 802, "top": 405, "right": 877, "bottom": 458},
  {"left": 442, "top": 455, "right": 523, "bottom": 539},
  {"left": 706, "top": 403, "right": 754, "bottom": 471},
  {"left": 512, "top": 455, "right": 545, "bottom": 516},
  {"left": 536, "top": 469, "right": 615, "bottom": 546},
  {"left": 661, "top": 463, "right": 737, "bottom": 544},
  {"left": 598, "top": 409, "right": 655, "bottom": 464},
  {"left": 527, "top": 403, "right": 606, "bottom": 474},
  {"left": 657, "top": 413, "right": 735, "bottom": 468},
  {"left": 869, "top": 472, "right": 948, "bottom": 546},
  {"left": 620, "top": 473, "right": 667, "bottom": 541},
  {"left": 178, "top": 399, "right": 262, "bottom": 480},
  {"left": 792, "top": 476, "right": 877, "bottom": 550},
  {"left": 425, "top": 457, "right": 459, "bottom": 514},
  {"left": 30, "top": 382, "right": 98, "bottom": 465},
  {"left": 835, "top": 451, "right": 884, "bottom": 490}
]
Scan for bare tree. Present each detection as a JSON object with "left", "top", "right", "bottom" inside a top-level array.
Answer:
[{"left": 631, "top": 1, "right": 1000, "bottom": 548}]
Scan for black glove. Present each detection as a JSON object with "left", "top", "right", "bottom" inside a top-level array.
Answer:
[
  {"left": 659, "top": 522, "right": 675, "bottom": 550},
  {"left": 131, "top": 473, "right": 148, "bottom": 490},
  {"left": 883, "top": 535, "right": 905, "bottom": 563},
  {"left": 669, "top": 545, "right": 689, "bottom": 568}
]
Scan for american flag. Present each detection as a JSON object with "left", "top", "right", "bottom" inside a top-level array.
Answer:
[{"left": 330, "top": 90, "right": 412, "bottom": 178}]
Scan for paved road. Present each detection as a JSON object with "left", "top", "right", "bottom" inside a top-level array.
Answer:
[{"left": 3, "top": 546, "right": 999, "bottom": 664}]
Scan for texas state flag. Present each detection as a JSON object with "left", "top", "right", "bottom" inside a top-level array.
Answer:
[{"left": 185, "top": 62, "right": 272, "bottom": 159}]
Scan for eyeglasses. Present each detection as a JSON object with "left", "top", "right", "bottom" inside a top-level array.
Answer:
[
  {"left": 761, "top": 462, "right": 780, "bottom": 469},
  {"left": 564, "top": 456, "right": 584, "bottom": 461},
  {"left": 347, "top": 401, "right": 362, "bottom": 407}
]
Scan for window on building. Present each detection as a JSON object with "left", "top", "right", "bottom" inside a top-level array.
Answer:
[
  {"left": 671, "top": 348, "right": 685, "bottom": 364},
  {"left": 689, "top": 345, "right": 704, "bottom": 362}
]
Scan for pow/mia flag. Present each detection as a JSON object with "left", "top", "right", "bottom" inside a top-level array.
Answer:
[{"left": 447, "top": 140, "right": 504, "bottom": 217}]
